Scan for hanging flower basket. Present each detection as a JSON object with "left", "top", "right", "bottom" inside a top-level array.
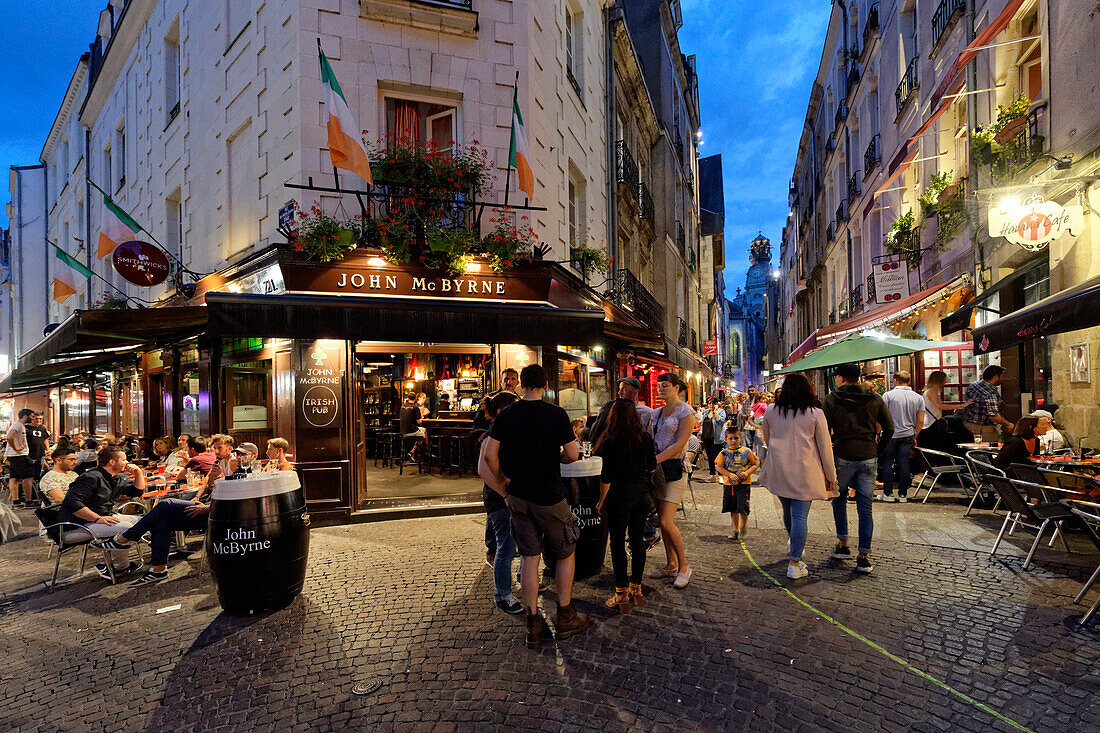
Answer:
[
  {"left": 994, "top": 115, "right": 1027, "bottom": 145},
  {"left": 937, "top": 183, "right": 959, "bottom": 207}
]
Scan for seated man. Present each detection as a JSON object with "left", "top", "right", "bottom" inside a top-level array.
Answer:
[
  {"left": 93, "top": 493, "right": 210, "bottom": 588},
  {"left": 39, "top": 447, "right": 79, "bottom": 504},
  {"left": 174, "top": 436, "right": 216, "bottom": 498},
  {"left": 231, "top": 441, "right": 259, "bottom": 471},
  {"left": 206, "top": 434, "right": 239, "bottom": 486},
  {"left": 264, "top": 438, "right": 294, "bottom": 471},
  {"left": 58, "top": 446, "right": 147, "bottom": 579}
]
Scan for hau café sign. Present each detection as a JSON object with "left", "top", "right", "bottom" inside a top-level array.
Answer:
[{"left": 988, "top": 193, "right": 1084, "bottom": 251}]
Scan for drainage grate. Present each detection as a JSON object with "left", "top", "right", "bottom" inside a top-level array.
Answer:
[{"left": 351, "top": 676, "right": 384, "bottom": 696}]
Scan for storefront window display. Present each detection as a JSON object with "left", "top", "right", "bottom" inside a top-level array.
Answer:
[{"left": 181, "top": 370, "right": 201, "bottom": 436}]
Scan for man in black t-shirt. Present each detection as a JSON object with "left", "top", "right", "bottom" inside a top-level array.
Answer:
[
  {"left": 481, "top": 364, "right": 590, "bottom": 648},
  {"left": 27, "top": 413, "right": 52, "bottom": 481}
]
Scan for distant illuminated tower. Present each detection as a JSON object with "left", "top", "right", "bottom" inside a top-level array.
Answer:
[
  {"left": 749, "top": 232, "right": 772, "bottom": 265},
  {"left": 728, "top": 232, "right": 773, "bottom": 390}
]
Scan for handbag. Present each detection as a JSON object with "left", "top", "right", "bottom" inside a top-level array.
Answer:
[{"left": 660, "top": 458, "right": 684, "bottom": 483}]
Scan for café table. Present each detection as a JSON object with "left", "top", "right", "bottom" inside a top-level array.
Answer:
[
  {"left": 1029, "top": 455, "right": 1100, "bottom": 471},
  {"left": 958, "top": 442, "right": 998, "bottom": 450}
]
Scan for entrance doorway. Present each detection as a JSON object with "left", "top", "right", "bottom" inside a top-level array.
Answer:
[{"left": 224, "top": 361, "right": 274, "bottom": 448}]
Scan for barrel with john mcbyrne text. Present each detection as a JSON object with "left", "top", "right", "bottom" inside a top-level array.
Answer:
[{"left": 206, "top": 471, "right": 310, "bottom": 614}]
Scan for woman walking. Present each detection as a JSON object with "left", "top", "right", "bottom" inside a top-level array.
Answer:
[
  {"left": 595, "top": 399, "right": 657, "bottom": 612},
  {"left": 647, "top": 372, "right": 696, "bottom": 588},
  {"left": 758, "top": 373, "right": 839, "bottom": 579}
]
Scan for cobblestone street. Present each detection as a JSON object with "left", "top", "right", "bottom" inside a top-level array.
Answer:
[{"left": 3, "top": 483, "right": 1100, "bottom": 732}]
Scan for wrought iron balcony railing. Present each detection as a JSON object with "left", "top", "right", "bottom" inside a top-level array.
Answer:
[
  {"left": 613, "top": 268, "right": 665, "bottom": 333},
  {"left": 867, "top": 272, "right": 876, "bottom": 303},
  {"left": 615, "top": 140, "right": 638, "bottom": 192},
  {"left": 417, "top": 0, "right": 473, "bottom": 7},
  {"left": 676, "top": 220, "right": 685, "bottom": 253},
  {"left": 988, "top": 105, "right": 1046, "bottom": 182},
  {"left": 836, "top": 200, "right": 849, "bottom": 223},
  {"left": 848, "top": 172, "right": 861, "bottom": 201},
  {"left": 826, "top": 222, "right": 836, "bottom": 242},
  {"left": 864, "top": 133, "right": 881, "bottom": 175},
  {"left": 677, "top": 317, "right": 688, "bottom": 347},
  {"left": 849, "top": 284, "right": 863, "bottom": 313},
  {"left": 932, "top": 0, "right": 965, "bottom": 51},
  {"left": 691, "top": 329, "right": 698, "bottom": 355},
  {"left": 862, "top": 3, "right": 880, "bottom": 52},
  {"left": 637, "top": 182, "right": 655, "bottom": 228},
  {"left": 895, "top": 57, "right": 919, "bottom": 117}
]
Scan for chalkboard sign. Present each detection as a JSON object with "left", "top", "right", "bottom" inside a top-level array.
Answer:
[{"left": 297, "top": 340, "right": 344, "bottom": 429}]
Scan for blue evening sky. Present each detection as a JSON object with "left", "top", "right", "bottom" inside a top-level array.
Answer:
[{"left": 1, "top": 1, "right": 832, "bottom": 295}]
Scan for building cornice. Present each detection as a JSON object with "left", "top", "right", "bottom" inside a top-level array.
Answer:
[
  {"left": 40, "top": 57, "right": 89, "bottom": 164},
  {"left": 79, "top": 1, "right": 156, "bottom": 127}
]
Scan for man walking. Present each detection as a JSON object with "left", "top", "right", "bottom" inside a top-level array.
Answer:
[
  {"left": 480, "top": 364, "right": 590, "bottom": 648},
  {"left": 878, "top": 371, "right": 925, "bottom": 502},
  {"left": 961, "top": 365, "right": 1014, "bottom": 443},
  {"left": 474, "top": 368, "right": 520, "bottom": 565},
  {"left": 823, "top": 363, "right": 893, "bottom": 573},
  {"left": 27, "top": 412, "right": 52, "bottom": 484},
  {"left": 701, "top": 397, "right": 727, "bottom": 482},
  {"left": 5, "top": 409, "right": 35, "bottom": 507}
]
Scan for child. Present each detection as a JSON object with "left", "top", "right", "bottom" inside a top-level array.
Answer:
[{"left": 715, "top": 427, "right": 758, "bottom": 541}]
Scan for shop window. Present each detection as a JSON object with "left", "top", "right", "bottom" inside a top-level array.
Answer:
[
  {"left": 225, "top": 360, "right": 273, "bottom": 447},
  {"left": 385, "top": 97, "right": 458, "bottom": 150},
  {"left": 181, "top": 369, "right": 201, "bottom": 436},
  {"left": 558, "top": 359, "right": 589, "bottom": 420}
]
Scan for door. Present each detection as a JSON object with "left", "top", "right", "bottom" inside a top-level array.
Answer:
[{"left": 224, "top": 364, "right": 274, "bottom": 448}]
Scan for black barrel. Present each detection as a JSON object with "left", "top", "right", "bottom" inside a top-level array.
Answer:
[
  {"left": 544, "top": 458, "right": 607, "bottom": 580},
  {"left": 206, "top": 472, "right": 310, "bottom": 614}
]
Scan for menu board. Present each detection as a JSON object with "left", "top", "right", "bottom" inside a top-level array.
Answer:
[
  {"left": 922, "top": 346, "right": 972, "bottom": 403},
  {"left": 297, "top": 340, "right": 344, "bottom": 429}
]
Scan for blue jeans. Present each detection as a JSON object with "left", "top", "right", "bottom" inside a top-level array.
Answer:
[
  {"left": 486, "top": 508, "right": 516, "bottom": 598},
  {"left": 753, "top": 432, "right": 767, "bottom": 464},
  {"left": 779, "top": 497, "right": 812, "bottom": 562},
  {"left": 881, "top": 436, "right": 914, "bottom": 497},
  {"left": 121, "top": 498, "right": 208, "bottom": 566},
  {"left": 832, "top": 457, "right": 875, "bottom": 555}
]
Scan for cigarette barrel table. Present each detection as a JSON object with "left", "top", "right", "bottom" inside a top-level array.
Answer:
[
  {"left": 206, "top": 471, "right": 310, "bottom": 614},
  {"left": 544, "top": 456, "right": 607, "bottom": 580}
]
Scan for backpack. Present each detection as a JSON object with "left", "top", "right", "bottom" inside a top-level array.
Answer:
[{"left": 701, "top": 412, "right": 715, "bottom": 441}]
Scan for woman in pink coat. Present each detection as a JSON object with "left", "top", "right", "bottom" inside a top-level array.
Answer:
[{"left": 758, "top": 373, "right": 839, "bottom": 579}]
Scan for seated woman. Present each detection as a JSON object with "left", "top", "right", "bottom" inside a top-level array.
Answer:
[
  {"left": 264, "top": 438, "right": 294, "bottom": 471},
  {"left": 994, "top": 417, "right": 1039, "bottom": 471},
  {"left": 400, "top": 393, "right": 428, "bottom": 460},
  {"left": 151, "top": 437, "right": 173, "bottom": 466}
]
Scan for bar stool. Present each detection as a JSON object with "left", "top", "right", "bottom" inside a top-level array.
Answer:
[
  {"left": 446, "top": 433, "right": 474, "bottom": 477},
  {"left": 374, "top": 431, "right": 399, "bottom": 468},
  {"left": 421, "top": 433, "right": 445, "bottom": 475}
]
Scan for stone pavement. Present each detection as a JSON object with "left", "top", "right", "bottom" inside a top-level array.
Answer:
[{"left": 2, "top": 481, "right": 1100, "bottom": 732}]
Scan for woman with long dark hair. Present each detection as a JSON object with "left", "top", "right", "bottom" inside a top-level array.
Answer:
[
  {"left": 595, "top": 398, "right": 657, "bottom": 612},
  {"left": 758, "top": 373, "right": 839, "bottom": 579},
  {"left": 994, "top": 416, "right": 1039, "bottom": 470}
]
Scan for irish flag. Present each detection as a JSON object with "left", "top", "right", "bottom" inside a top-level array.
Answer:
[
  {"left": 509, "top": 85, "right": 534, "bottom": 201},
  {"left": 97, "top": 192, "right": 141, "bottom": 260},
  {"left": 52, "top": 243, "right": 92, "bottom": 303},
  {"left": 320, "top": 48, "right": 373, "bottom": 185}
]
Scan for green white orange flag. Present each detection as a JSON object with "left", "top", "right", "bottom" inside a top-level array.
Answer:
[
  {"left": 509, "top": 84, "right": 534, "bottom": 201},
  {"left": 52, "top": 243, "right": 92, "bottom": 303},
  {"left": 320, "top": 49, "right": 373, "bottom": 185},
  {"left": 97, "top": 192, "right": 141, "bottom": 260}
]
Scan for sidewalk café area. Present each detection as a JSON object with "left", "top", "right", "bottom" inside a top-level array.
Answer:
[{"left": 1, "top": 249, "right": 712, "bottom": 525}]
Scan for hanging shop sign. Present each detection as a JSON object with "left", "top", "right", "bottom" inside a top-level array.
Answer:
[
  {"left": 112, "top": 240, "right": 171, "bottom": 286},
  {"left": 988, "top": 193, "right": 1084, "bottom": 251},
  {"left": 702, "top": 340, "right": 718, "bottom": 356},
  {"left": 872, "top": 261, "right": 910, "bottom": 304},
  {"left": 297, "top": 340, "right": 344, "bottom": 429}
]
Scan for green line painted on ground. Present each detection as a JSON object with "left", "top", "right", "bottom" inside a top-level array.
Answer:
[{"left": 739, "top": 541, "right": 1033, "bottom": 733}]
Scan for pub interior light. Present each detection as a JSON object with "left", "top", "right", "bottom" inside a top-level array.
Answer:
[{"left": 367, "top": 256, "right": 387, "bottom": 267}]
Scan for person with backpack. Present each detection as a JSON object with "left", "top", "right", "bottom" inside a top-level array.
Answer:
[{"left": 701, "top": 397, "right": 727, "bottom": 482}]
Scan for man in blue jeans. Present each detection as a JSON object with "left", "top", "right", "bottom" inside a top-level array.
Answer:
[
  {"left": 879, "top": 370, "right": 925, "bottom": 504},
  {"left": 823, "top": 363, "right": 893, "bottom": 574}
]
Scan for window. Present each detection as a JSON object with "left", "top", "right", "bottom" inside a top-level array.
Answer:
[
  {"left": 567, "top": 168, "right": 585, "bottom": 251},
  {"left": 565, "top": 4, "right": 582, "bottom": 96},
  {"left": 103, "top": 143, "right": 112, "bottom": 193},
  {"left": 115, "top": 122, "right": 126, "bottom": 190},
  {"left": 226, "top": 1, "right": 249, "bottom": 48},
  {"left": 384, "top": 97, "right": 457, "bottom": 150},
  {"left": 167, "top": 189, "right": 183, "bottom": 261},
  {"left": 165, "top": 20, "right": 181, "bottom": 124},
  {"left": 227, "top": 121, "right": 256, "bottom": 253}
]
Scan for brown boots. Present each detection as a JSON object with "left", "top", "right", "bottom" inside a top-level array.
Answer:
[{"left": 525, "top": 604, "right": 591, "bottom": 648}]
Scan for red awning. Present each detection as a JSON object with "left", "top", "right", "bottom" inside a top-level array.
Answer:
[
  {"left": 814, "top": 277, "right": 968, "bottom": 344},
  {"left": 786, "top": 331, "right": 817, "bottom": 365}
]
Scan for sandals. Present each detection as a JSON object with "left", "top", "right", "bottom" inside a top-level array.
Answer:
[
  {"left": 649, "top": 565, "right": 678, "bottom": 579},
  {"left": 604, "top": 588, "right": 631, "bottom": 614},
  {"left": 627, "top": 582, "right": 645, "bottom": 607}
]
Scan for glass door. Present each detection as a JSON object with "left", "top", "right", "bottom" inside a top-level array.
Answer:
[{"left": 224, "top": 361, "right": 274, "bottom": 448}]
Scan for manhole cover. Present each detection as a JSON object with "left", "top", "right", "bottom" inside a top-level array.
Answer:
[{"left": 351, "top": 676, "right": 383, "bottom": 696}]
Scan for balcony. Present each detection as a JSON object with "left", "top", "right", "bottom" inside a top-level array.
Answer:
[
  {"left": 829, "top": 310, "right": 837, "bottom": 325},
  {"left": 836, "top": 200, "right": 849, "bottom": 223},
  {"left": 838, "top": 298, "right": 849, "bottom": 320},
  {"left": 867, "top": 273, "right": 876, "bottom": 303},
  {"left": 827, "top": 222, "right": 836, "bottom": 242},
  {"left": 826, "top": 137, "right": 837, "bottom": 154},
  {"left": 835, "top": 102, "right": 848, "bottom": 128},
  {"left": 691, "top": 329, "right": 698, "bottom": 355},
  {"left": 895, "top": 57, "right": 919, "bottom": 117},
  {"left": 849, "top": 284, "right": 864, "bottom": 313},
  {"left": 864, "top": 133, "right": 881, "bottom": 176},
  {"left": 362, "top": 0, "right": 476, "bottom": 37},
  {"left": 862, "top": 2, "right": 880, "bottom": 54},
  {"left": 613, "top": 268, "right": 665, "bottom": 333},
  {"left": 988, "top": 105, "right": 1047, "bottom": 182},
  {"left": 615, "top": 140, "right": 638, "bottom": 194},
  {"left": 931, "top": 0, "right": 965, "bottom": 52},
  {"left": 846, "top": 64, "right": 861, "bottom": 95},
  {"left": 789, "top": 180, "right": 799, "bottom": 206},
  {"left": 677, "top": 317, "right": 688, "bottom": 347},
  {"left": 418, "top": 0, "right": 472, "bottom": 6},
  {"left": 676, "top": 220, "right": 685, "bottom": 253},
  {"left": 637, "top": 182, "right": 655, "bottom": 229},
  {"left": 847, "top": 171, "right": 861, "bottom": 201}
]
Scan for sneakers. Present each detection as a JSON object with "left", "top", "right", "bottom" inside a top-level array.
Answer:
[
  {"left": 673, "top": 567, "right": 693, "bottom": 589},
  {"left": 728, "top": 530, "right": 739, "bottom": 541},
  {"left": 897, "top": 496, "right": 908, "bottom": 504},
  {"left": 738, "top": 526, "right": 748, "bottom": 540},
  {"left": 644, "top": 531, "right": 662, "bottom": 550},
  {"left": 855, "top": 556, "right": 874, "bottom": 574},
  {"left": 555, "top": 603, "right": 591, "bottom": 640},
  {"left": 874, "top": 492, "right": 895, "bottom": 502},
  {"left": 494, "top": 594, "right": 524, "bottom": 615},
  {"left": 830, "top": 544, "right": 852, "bottom": 560},
  {"left": 786, "top": 561, "right": 809, "bottom": 579},
  {"left": 525, "top": 612, "right": 550, "bottom": 649},
  {"left": 95, "top": 560, "right": 141, "bottom": 581},
  {"left": 128, "top": 569, "right": 169, "bottom": 587},
  {"left": 91, "top": 537, "right": 130, "bottom": 551}
]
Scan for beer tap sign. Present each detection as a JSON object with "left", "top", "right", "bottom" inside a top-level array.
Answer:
[{"left": 988, "top": 193, "right": 1084, "bottom": 251}]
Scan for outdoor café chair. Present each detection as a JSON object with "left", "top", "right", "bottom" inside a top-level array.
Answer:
[
  {"left": 1038, "top": 467, "right": 1100, "bottom": 497},
  {"left": 964, "top": 450, "right": 1004, "bottom": 516},
  {"left": 35, "top": 502, "right": 147, "bottom": 590},
  {"left": 986, "top": 476, "right": 1073, "bottom": 569},
  {"left": 914, "top": 448, "right": 971, "bottom": 503},
  {"left": 1066, "top": 500, "right": 1100, "bottom": 627}
]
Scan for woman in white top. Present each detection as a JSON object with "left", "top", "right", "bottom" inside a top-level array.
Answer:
[
  {"left": 165, "top": 434, "right": 191, "bottom": 476},
  {"left": 920, "top": 371, "right": 971, "bottom": 450},
  {"left": 647, "top": 372, "right": 696, "bottom": 589}
]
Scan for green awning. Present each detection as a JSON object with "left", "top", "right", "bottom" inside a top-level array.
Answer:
[{"left": 776, "top": 333, "right": 969, "bottom": 374}]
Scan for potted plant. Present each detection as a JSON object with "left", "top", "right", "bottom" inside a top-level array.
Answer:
[
  {"left": 569, "top": 240, "right": 611, "bottom": 276},
  {"left": 885, "top": 209, "right": 923, "bottom": 267},
  {"left": 90, "top": 291, "right": 129, "bottom": 310},
  {"left": 993, "top": 94, "right": 1031, "bottom": 145},
  {"left": 291, "top": 204, "right": 360, "bottom": 262}
]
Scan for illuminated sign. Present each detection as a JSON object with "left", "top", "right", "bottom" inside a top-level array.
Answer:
[{"left": 988, "top": 193, "right": 1084, "bottom": 251}]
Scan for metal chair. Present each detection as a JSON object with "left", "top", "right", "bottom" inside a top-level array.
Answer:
[
  {"left": 1008, "top": 462, "right": 1048, "bottom": 485},
  {"left": 964, "top": 450, "right": 1004, "bottom": 516},
  {"left": 986, "top": 476, "right": 1073, "bottom": 569},
  {"left": 914, "top": 448, "right": 971, "bottom": 503},
  {"left": 1038, "top": 467, "right": 1100, "bottom": 497},
  {"left": 35, "top": 501, "right": 147, "bottom": 589},
  {"left": 1066, "top": 500, "right": 1100, "bottom": 627}
]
